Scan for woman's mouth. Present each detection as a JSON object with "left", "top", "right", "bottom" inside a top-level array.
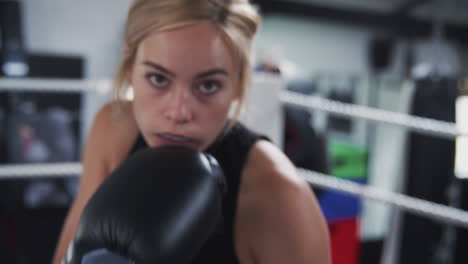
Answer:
[{"left": 156, "top": 133, "right": 198, "bottom": 147}]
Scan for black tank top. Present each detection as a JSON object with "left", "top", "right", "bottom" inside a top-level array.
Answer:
[{"left": 128, "top": 122, "right": 269, "bottom": 263}]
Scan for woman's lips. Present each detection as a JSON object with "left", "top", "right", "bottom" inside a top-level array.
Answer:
[{"left": 155, "top": 133, "right": 199, "bottom": 148}]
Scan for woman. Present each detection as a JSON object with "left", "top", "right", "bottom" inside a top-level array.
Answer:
[{"left": 53, "top": 0, "right": 331, "bottom": 263}]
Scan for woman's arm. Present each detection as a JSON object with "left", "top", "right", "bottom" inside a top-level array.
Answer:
[
  {"left": 236, "top": 140, "right": 331, "bottom": 264},
  {"left": 52, "top": 102, "right": 137, "bottom": 264}
]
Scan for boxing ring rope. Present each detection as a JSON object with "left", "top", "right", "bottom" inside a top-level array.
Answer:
[
  {"left": 280, "top": 90, "right": 465, "bottom": 139},
  {"left": 1, "top": 78, "right": 464, "bottom": 139},
  {"left": 0, "top": 163, "right": 81, "bottom": 179},
  {"left": 299, "top": 169, "right": 468, "bottom": 229},
  {"left": 0, "top": 162, "right": 468, "bottom": 228},
  {"left": 1, "top": 78, "right": 465, "bottom": 138},
  {"left": 0, "top": 78, "right": 109, "bottom": 93}
]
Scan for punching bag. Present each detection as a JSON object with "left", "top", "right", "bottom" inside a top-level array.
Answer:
[{"left": 398, "top": 77, "right": 457, "bottom": 264}]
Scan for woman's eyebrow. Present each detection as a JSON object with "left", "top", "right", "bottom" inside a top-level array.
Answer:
[
  {"left": 143, "top": 60, "right": 228, "bottom": 79},
  {"left": 143, "top": 61, "right": 175, "bottom": 77},
  {"left": 196, "top": 69, "right": 228, "bottom": 79}
]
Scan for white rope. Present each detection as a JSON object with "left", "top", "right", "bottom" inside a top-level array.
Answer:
[
  {"left": 280, "top": 91, "right": 464, "bottom": 139},
  {"left": 2, "top": 79, "right": 461, "bottom": 138},
  {"left": 0, "top": 162, "right": 81, "bottom": 179},
  {"left": 1, "top": 162, "right": 468, "bottom": 228},
  {"left": 0, "top": 78, "right": 112, "bottom": 94},
  {"left": 299, "top": 168, "right": 468, "bottom": 229}
]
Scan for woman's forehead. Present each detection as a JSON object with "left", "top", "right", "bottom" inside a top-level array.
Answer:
[{"left": 136, "top": 23, "right": 237, "bottom": 74}]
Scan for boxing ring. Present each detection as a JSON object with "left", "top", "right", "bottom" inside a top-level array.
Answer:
[{"left": 1, "top": 77, "right": 468, "bottom": 262}]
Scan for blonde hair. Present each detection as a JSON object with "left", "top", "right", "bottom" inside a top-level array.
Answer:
[{"left": 113, "top": 0, "right": 261, "bottom": 126}]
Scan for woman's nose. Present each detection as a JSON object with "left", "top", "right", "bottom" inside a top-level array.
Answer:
[{"left": 163, "top": 87, "right": 193, "bottom": 124}]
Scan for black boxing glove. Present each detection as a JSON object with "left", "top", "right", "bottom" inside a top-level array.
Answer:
[{"left": 63, "top": 146, "right": 226, "bottom": 264}]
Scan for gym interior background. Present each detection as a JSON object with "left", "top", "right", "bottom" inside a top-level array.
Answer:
[{"left": 1, "top": 0, "right": 468, "bottom": 263}]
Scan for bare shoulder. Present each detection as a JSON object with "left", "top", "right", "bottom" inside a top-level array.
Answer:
[
  {"left": 92, "top": 100, "right": 138, "bottom": 141},
  {"left": 241, "top": 140, "right": 309, "bottom": 192},
  {"left": 235, "top": 140, "right": 331, "bottom": 264},
  {"left": 87, "top": 100, "right": 139, "bottom": 172}
]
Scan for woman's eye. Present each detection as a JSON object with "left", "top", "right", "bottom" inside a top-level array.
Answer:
[
  {"left": 147, "top": 73, "right": 169, "bottom": 87},
  {"left": 198, "top": 80, "right": 222, "bottom": 94}
]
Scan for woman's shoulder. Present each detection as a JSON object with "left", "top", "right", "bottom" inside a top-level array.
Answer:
[
  {"left": 91, "top": 100, "right": 138, "bottom": 138},
  {"left": 236, "top": 140, "right": 331, "bottom": 263},
  {"left": 242, "top": 140, "right": 306, "bottom": 190},
  {"left": 88, "top": 100, "right": 139, "bottom": 171}
]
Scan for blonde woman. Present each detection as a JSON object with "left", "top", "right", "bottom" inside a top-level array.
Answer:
[{"left": 53, "top": 0, "right": 330, "bottom": 263}]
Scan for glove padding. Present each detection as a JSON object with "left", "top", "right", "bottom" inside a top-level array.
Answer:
[{"left": 64, "top": 146, "right": 226, "bottom": 264}]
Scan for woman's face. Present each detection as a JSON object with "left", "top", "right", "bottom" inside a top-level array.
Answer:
[{"left": 129, "top": 22, "right": 240, "bottom": 151}]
